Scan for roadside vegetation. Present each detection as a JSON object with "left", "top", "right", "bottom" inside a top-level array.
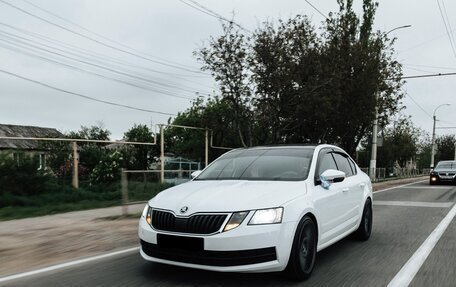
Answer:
[{"left": 0, "top": 132, "right": 172, "bottom": 220}]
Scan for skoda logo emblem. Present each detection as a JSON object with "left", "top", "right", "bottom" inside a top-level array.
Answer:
[
  {"left": 180, "top": 206, "right": 188, "bottom": 214},
  {"left": 447, "top": 173, "right": 449, "bottom": 176}
]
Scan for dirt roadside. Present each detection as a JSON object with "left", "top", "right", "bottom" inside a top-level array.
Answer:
[{"left": 0, "top": 176, "right": 427, "bottom": 277}]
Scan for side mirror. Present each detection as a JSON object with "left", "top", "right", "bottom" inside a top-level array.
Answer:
[
  {"left": 191, "top": 170, "right": 202, "bottom": 179},
  {"left": 320, "top": 169, "right": 345, "bottom": 189}
]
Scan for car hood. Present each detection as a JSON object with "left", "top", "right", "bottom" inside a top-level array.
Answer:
[
  {"left": 148, "top": 180, "right": 306, "bottom": 214},
  {"left": 433, "top": 168, "right": 456, "bottom": 173}
]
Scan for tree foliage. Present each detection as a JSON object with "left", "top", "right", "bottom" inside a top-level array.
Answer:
[
  {"left": 375, "top": 117, "right": 423, "bottom": 168},
  {"left": 165, "top": 97, "right": 244, "bottom": 162},
  {"left": 123, "top": 124, "right": 157, "bottom": 170},
  {"left": 175, "top": 0, "right": 404, "bottom": 159},
  {"left": 195, "top": 23, "right": 252, "bottom": 147},
  {"left": 436, "top": 134, "right": 456, "bottom": 162}
]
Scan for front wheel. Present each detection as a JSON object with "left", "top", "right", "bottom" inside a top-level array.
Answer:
[
  {"left": 356, "top": 199, "right": 373, "bottom": 241},
  {"left": 285, "top": 216, "right": 317, "bottom": 280}
]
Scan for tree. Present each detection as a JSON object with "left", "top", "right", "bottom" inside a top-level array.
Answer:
[
  {"left": 195, "top": 22, "right": 252, "bottom": 147},
  {"left": 123, "top": 124, "right": 157, "bottom": 170},
  {"left": 166, "top": 97, "right": 244, "bottom": 162},
  {"left": 376, "top": 117, "right": 423, "bottom": 168},
  {"left": 43, "top": 124, "right": 111, "bottom": 180},
  {"left": 67, "top": 124, "right": 111, "bottom": 177},
  {"left": 67, "top": 125, "right": 111, "bottom": 141},
  {"left": 195, "top": 0, "right": 404, "bottom": 157},
  {"left": 436, "top": 134, "right": 456, "bottom": 162}
]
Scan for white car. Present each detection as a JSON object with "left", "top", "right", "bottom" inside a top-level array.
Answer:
[{"left": 138, "top": 144, "right": 373, "bottom": 280}]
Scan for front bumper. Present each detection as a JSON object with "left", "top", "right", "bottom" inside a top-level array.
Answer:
[
  {"left": 138, "top": 216, "right": 295, "bottom": 273},
  {"left": 430, "top": 174, "right": 456, "bottom": 183}
]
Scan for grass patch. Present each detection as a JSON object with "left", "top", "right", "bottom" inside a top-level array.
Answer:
[{"left": 0, "top": 181, "right": 174, "bottom": 221}]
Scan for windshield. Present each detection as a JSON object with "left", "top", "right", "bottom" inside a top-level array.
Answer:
[
  {"left": 435, "top": 162, "right": 456, "bottom": 170},
  {"left": 196, "top": 147, "right": 314, "bottom": 181}
]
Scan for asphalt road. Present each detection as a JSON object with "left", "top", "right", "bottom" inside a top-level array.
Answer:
[{"left": 3, "top": 181, "right": 456, "bottom": 287}]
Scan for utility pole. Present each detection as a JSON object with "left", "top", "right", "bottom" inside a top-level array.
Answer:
[
  {"left": 72, "top": 142, "right": 79, "bottom": 189},
  {"left": 431, "top": 104, "right": 451, "bottom": 168},
  {"left": 369, "top": 107, "right": 378, "bottom": 180},
  {"left": 431, "top": 115, "right": 437, "bottom": 168},
  {"left": 160, "top": 124, "right": 164, "bottom": 183},
  {"left": 370, "top": 24, "right": 411, "bottom": 181}
]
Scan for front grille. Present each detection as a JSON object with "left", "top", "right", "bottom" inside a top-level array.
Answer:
[
  {"left": 151, "top": 209, "right": 227, "bottom": 234},
  {"left": 141, "top": 240, "right": 277, "bottom": 267}
]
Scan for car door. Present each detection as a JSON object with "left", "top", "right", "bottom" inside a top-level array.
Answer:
[
  {"left": 312, "top": 149, "right": 348, "bottom": 246},
  {"left": 332, "top": 151, "right": 362, "bottom": 230}
]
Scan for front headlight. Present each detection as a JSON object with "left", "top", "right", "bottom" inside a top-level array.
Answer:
[
  {"left": 142, "top": 204, "right": 152, "bottom": 225},
  {"left": 223, "top": 211, "right": 249, "bottom": 232},
  {"left": 248, "top": 207, "right": 283, "bottom": 225}
]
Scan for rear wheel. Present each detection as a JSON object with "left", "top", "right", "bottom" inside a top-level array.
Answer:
[
  {"left": 356, "top": 199, "right": 372, "bottom": 241},
  {"left": 286, "top": 216, "right": 317, "bottom": 280}
]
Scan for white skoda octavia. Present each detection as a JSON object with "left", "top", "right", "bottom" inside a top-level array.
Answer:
[{"left": 138, "top": 144, "right": 373, "bottom": 280}]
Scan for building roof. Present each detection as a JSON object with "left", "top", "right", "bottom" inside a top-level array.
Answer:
[{"left": 0, "top": 124, "right": 63, "bottom": 150}]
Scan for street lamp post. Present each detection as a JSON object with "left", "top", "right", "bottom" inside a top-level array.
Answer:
[
  {"left": 369, "top": 24, "right": 411, "bottom": 180},
  {"left": 430, "top": 104, "right": 451, "bottom": 168}
]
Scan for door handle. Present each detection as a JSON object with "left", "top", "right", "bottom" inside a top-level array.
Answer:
[
  {"left": 342, "top": 188, "right": 349, "bottom": 192},
  {"left": 359, "top": 183, "right": 366, "bottom": 188}
]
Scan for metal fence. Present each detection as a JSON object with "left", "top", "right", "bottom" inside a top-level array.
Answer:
[{"left": 360, "top": 167, "right": 429, "bottom": 182}]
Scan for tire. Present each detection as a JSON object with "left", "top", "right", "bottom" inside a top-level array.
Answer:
[
  {"left": 356, "top": 199, "right": 373, "bottom": 241},
  {"left": 285, "top": 216, "right": 317, "bottom": 281}
]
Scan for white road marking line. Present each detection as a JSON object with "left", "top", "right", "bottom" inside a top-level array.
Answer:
[
  {"left": 374, "top": 201, "right": 454, "bottom": 208},
  {"left": 0, "top": 247, "right": 139, "bottom": 283},
  {"left": 399, "top": 186, "right": 452, "bottom": 189},
  {"left": 387, "top": 202, "right": 456, "bottom": 287},
  {"left": 374, "top": 180, "right": 427, "bottom": 194}
]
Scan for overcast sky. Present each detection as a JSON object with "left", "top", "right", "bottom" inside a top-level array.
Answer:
[{"left": 1, "top": 0, "right": 455, "bottom": 140}]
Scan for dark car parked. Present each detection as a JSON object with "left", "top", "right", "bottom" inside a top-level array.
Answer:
[{"left": 430, "top": 161, "right": 456, "bottom": 185}]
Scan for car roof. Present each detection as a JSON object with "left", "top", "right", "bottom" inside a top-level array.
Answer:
[{"left": 231, "top": 143, "right": 341, "bottom": 152}]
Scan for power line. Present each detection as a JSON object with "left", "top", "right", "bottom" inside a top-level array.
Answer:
[
  {"left": 304, "top": 0, "right": 329, "bottom": 20},
  {"left": 403, "top": 66, "right": 436, "bottom": 74},
  {"left": 0, "top": 30, "right": 207, "bottom": 97},
  {"left": 404, "top": 63, "right": 456, "bottom": 71},
  {"left": 0, "top": 21, "right": 213, "bottom": 88},
  {"left": 441, "top": 0, "right": 456, "bottom": 52},
  {"left": 19, "top": 0, "right": 202, "bottom": 72},
  {"left": 0, "top": 0, "right": 207, "bottom": 74},
  {"left": 436, "top": 0, "right": 456, "bottom": 58},
  {"left": 406, "top": 94, "right": 433, "bottom": 119},
  {"left": 400, "top": 72, "right": 456, "bottom": 79},
  {"left": 177, "top": 0, "right": 252, "bottom": 34},
  {"left": 0, "top": 68, "right": 176, "bottom": 116},
  {"left": 0, "top": 39, "right": 195, "bottom": 100}
]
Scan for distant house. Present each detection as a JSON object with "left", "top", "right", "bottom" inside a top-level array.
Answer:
[{"left": 0, "top": 124, "right": 63, "bottom": 168}]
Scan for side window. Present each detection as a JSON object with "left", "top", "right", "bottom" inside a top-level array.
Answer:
[
  {"left": 317, "top": 150, "right": 338, "bottom": 177},
  {"left": 333, "top": 152, "right": 354, "bottom": 177}
]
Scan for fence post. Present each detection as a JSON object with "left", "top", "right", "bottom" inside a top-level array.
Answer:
[
  {"left": 121, "top": 168, "right": 128, "bottom": 216},
  {"left": 72, "top": 142, "right": 79, "bottom": 189},
  {"left": 205, "top": 129, "right": 209, "bottom": 168}
]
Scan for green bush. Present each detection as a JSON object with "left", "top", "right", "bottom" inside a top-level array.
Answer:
[{"left": 0, "top": 153, "right": 58, "bottom": 196}]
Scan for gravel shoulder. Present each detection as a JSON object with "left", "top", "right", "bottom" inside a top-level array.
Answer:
[{"left": 0, "top": 176, "right": 427, "bottom": 277}]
